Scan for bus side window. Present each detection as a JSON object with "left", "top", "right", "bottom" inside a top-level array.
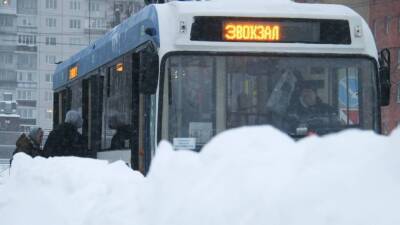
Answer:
[{"left": 102, "top": 57, "right": 133, "bottom": 152}]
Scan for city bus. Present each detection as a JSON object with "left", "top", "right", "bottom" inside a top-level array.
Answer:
[{"left": 52, "top": 0, "right": 391, "bottom": 173}]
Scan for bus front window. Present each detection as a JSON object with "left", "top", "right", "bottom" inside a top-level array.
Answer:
[{"left": 162, "top": 55, "right": 378, "bottom": 150}]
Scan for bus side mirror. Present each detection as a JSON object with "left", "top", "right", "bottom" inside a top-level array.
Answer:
[
  {"left": 379, "top": 49, "right": 391, "bottom": 106},
  {"left": 139, "top": 47, "right": 159, "bottom": 95}
]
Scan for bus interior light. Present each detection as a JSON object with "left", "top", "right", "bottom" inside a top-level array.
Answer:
[
  {"left": 116, "top": 63, "right": 124, "bottom": 72},
  {"left": 69, "top": 66, "right": 78, "bottom": 80}
]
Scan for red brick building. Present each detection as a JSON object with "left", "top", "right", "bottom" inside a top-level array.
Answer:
[{"left": 370, "top": 0, "right": 400, "bottom": 134}]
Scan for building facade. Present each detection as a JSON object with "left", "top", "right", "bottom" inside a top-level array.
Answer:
[
  {"left": 0, "top": 0, "right": 17, "bottom": 103},
  {"left": 0, "top": 0, "right": 144, "bottom": 136},
  {"left": 370, "top": 0, "right": 400, "bottom": 134}
]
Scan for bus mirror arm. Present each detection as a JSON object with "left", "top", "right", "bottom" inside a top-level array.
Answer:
[{"left": 379, "top": 48, "right": 391, "bottom": 106}]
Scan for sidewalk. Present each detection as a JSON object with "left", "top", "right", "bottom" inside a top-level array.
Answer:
[{"left": 0, "top": 159, "right": 10, "bottom": 183}]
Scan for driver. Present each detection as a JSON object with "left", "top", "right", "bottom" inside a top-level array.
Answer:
[
  {"left": 288, "top": 81, "right": 336, "bottom": 128},
  {"left": 298, "top": 86, "right": 332, "bottom": 116}
]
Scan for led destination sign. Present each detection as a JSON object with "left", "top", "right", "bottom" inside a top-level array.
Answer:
[
  {"left": 223, "top": 22, "right": 280, "bottom": 41},
  {"left": 190, "top": 17, "right": 351, "bottom": 44}
]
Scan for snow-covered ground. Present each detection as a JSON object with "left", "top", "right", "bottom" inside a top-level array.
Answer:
[{"left": 0, "top": 126, "right": 399, "bottom": 225}]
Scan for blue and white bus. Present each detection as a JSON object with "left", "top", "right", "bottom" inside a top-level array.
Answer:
[{"left": 52, "top": 0, "right": 391, "bottom": 173}]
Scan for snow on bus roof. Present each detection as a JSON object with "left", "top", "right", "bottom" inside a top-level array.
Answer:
[{"left": 165, "top": 0, "right": 358, "bottom": 18}]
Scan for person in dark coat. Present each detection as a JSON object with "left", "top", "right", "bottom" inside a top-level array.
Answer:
[
  {"left": 11, "top": 127, "right": 44, "bottom": 164},
  {"left": 108, "top": 114, "right": 132, "bottom": 150},
  {"left": 293, "top": 87, "right": 334, "bottom": 118},
  {"left": 288, "top": 84, "right": 337, "bottom": 131},
  {"left": 43, "top": 110, "right": 87, "bottom": 157},
  {"left": 111, "top": 125, "right": 132, "bottom": 150}
]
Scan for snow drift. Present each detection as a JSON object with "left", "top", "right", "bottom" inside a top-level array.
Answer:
[{"left": 0, "top": 126, "right": 399, "bottom": 225}]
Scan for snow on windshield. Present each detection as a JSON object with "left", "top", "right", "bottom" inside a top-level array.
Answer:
[{"left": 1, "top": 126, "right": 399, "bottom": 225}]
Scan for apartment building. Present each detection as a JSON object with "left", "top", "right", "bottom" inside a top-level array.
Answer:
[
  {"left": 0, "top": 0, "right": 144, "bottom": 135},
  {"left": 0, "top": 0, "right": 17, "bottom": 103}
]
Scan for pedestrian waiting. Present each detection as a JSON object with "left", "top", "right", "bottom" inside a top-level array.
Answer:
[
  {"left": 43, "top": 110, "right": 87, "bottom": 157},
  {"left": 11, "top": 127, "right": 44, "bottom": 164}
]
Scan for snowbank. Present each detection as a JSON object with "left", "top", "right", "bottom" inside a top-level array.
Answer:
[{"left": 1, "top": 126, "right": 400, "bottom": 225}]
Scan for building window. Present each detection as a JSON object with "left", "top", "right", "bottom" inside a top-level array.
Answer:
[
  {"left": 0, "top": 0, "right": 10, "bottom": 6},
  {"left": 17, "top": 90, "right": 35, "bottom": 101},
  {"left": 18, "top": 72, "right": 23, "bottom": 81},
  {"left": 397, "top": 48, "right": 400, "bottom": 69},
  {"left": 45, "top": 109, "right": 53, "bottom": 120},
  {"left": 17, "top": 54, "right": 36, "bottom": 69},
  {"left": 69, "top": 19, "right": 81, "bottom": 29},
  {"left": 21, "top": 16, "right": 35, "bottom": 27},
  {"left": 18, "top": 108, "right": 35, "bottom": 119},
  {"left": 27, "top": 72, "right": 33, "bottom": 81},
  {"left": 45, "top": 37, "right": 57, "bottom": 46},
  {"left": 89, "top": 2, "right": 100, "bottom": 12},
  {"left": 91, "top": 18, "right": 105, "bottom": 29},
  {"left": 45, "top": 91, "right": 53, "bottom": 102},
  {"left": 398, "top": 17, "right": 400, "bottom": 33},
  {"left": 0, "top": 53, "right": 13, "bottom": 65},
  {"left": 45, "top": 18, "right": 56, "bottom": 27},
  {"left": 385, "top": 16, "right": 391, "bottom": 35},
  {"left": 0, "top": 15, "right": 13, "bottom": 27},
  {"left": 70, "top": 1, "right": 80, "bottom": 10},
  {"left": 45, "top": 73, "right": 52, "bottom": 82},
  {"left": 372, "top": 20, "right": 377, "bottom": 37},
  {"left": 18, "top": 35, "right": 37, "bottom": 45},
  {"left": 397, "top": 82, "right": 400, "bottom": 103},
  {"left": 0, "top": 70, "right": 16, "bottom": 81},
  {"left": 18, "top": 0, "right": 36, "bottom": 10},
  {"left": 46, "top": 55, "right": 56, "bottom": 64},
  {"left": 69, "top": 37, "right": 81, "bottom": 46},
  {"left": 46, "top": 0, "right": 57, "bottom": 9}
]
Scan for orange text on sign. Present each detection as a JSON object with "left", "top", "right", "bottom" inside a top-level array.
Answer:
[
  {"left": 223, "top": 22, "right": 280, "bottom": 41},
  {"left": 69, "top": 66, "right": 78, "bottom": 80}
]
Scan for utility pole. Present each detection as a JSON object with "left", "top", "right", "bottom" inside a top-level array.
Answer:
[{"left": 88, "top": 0, "right": 91, "bottom": 44}]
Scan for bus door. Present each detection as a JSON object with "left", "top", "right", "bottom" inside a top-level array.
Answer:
[
  {"left": 99, "top": 56, "right": 134, "bottom": 168},
  {"left": 53, "top": 88, "right": 71, "bottom": 128},
  {"left": 135, "top": 45, "right": 158, "bottom": 174},
  {"left": 82, "top": 74, "right": 103, "bottom": 158}
]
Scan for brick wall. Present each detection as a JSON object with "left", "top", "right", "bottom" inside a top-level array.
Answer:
[{"left": 370, "top": 0, "right": 400, "bottom": 134}]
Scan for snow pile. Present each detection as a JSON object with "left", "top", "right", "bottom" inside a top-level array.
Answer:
[{"left": 1, "top": 126, "right": 400, "bottom": 225}]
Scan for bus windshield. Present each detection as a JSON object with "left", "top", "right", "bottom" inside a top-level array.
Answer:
[{"left": 162, "top": 54, "right": 378, "bottom": 150}]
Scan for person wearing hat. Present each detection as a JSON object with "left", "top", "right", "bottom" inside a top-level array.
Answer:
[
  {"left": 12, "top": 127, "right": 44, "bottom": 161},
  {"left": 108, "top": 113, "right": 132, "bottom": 150},
  {"left": 43, "top": 110, "right": 87, "bottom": 157},
  {"left": 287, "top": 80, "right": 337, "bottom": 130},
  {"left": 295, "top": 84, "right": 333, "bottom": 117}
]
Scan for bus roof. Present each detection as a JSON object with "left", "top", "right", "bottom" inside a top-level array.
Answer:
[
  {"left": 54, "top": 0, "right": 377, "bottom": 90},
  {"left": 53, "top": 5, "right": 159, "bottom": 90},
  {"left": 156, "top": 0, "right": 376, "bottom": 57}
]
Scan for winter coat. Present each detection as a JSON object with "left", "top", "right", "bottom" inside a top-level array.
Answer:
[
  {"left": 110, "top": 125, "right": 132, "bottom": 150},
  {"left": 294, "top": 98, "right": 335, "bottom": 119},
  {"left": 43, "top": 123, "right": 87, "bottom": 157},
  {"left": 12, "top": 133, "right": 42, "bottom": 158}
]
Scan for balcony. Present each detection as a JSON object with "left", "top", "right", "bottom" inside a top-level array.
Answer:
[
  {"left": 0, "top": 6, "right": 17, "bottom": 15},
  {"left": 16, "top": 100, "right": 36, "bottom": 107},
  {"left": 17, "top": 82, "right": 37, "bottom": 89},
  {"left": 16, "top": 45, "right": 37, "bottom": 52},
  {"left": 19, "top": 118, "right": 36, "bottom": 125},
  {"left": 0, "top": 80, "right": 17, "bottom": 88},
  {"left": 84, "top": 27, "right": 107, "bottom": 35}
]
